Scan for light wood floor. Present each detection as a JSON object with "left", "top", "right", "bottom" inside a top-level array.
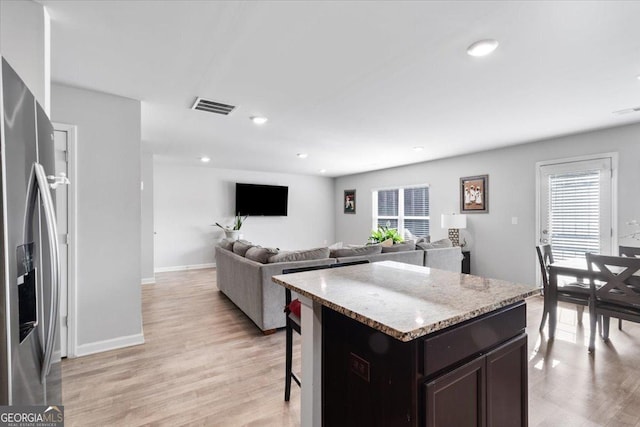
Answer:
[{"left": 62, "top": 268, "right": 640, "bottom": 426}]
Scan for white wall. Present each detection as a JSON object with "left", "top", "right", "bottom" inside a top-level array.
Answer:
[
  {"left": 0, "top": 0, "right": 49, "bottom": 112},
  {"left": 140, "top": 150, "right": 155, "bottom": 282},
  {"left": 51, "top": 83, "right": 143, "bottom": 355},
  {"left": 335, "top": 123, "right": 640, "bottom": 285},
  {"left": 154, "top": 158, "right": 335, "bottom": 271}
]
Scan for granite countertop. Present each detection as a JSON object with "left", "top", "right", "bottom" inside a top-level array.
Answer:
[{"left": 272, "top": 261, "right": 539, "bottom": 342}]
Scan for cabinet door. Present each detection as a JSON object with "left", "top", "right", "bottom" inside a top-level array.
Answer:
[
  {"left": 486, "top": 334, "right": 528, "bottom": 427},
  {"left": 425, "top": 357, "right": 486, "bottom": 427}
]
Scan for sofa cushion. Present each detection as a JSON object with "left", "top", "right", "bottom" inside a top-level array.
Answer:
[
  {"left": 379, "top": 238, "right": 394, "bottom": 247},
  {"left": 330, "top": 245, "right": 382, "bottom": 258},
  {"left": 245, "top": 246, "right": 279, "bottom": 263},
  {"left": 417, "top": 238, "right": 453, "bottom": 250},
  {"left": 423, "top": 246, "right": 463, "bottom": 272},
  {"left": 381, "top": 241, "right": 416, "bottom": 253},
  {"left": 218, "top": 239, "right": 235, "bottom": 251},
  {"left": 268, "top": 247, "right": 330, "bottom": 263},
  {"left": 233, "top": 240, "right": 254, "bottom": 256}
]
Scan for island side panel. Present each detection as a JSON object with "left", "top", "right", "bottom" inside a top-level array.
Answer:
[{"left": 322, "top": 307, "right": 420, "bottom": 427}]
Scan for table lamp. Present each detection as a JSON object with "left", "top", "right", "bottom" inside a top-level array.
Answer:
[{"left": 441, "top": 213, "right": 467, "bottom": 247}]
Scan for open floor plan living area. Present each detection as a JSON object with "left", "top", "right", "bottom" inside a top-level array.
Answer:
[{"left": 2, "top": 1, "right": 640, "bottom": 426}]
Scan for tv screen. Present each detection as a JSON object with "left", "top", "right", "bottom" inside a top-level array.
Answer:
[{"left": 235, "top": 183, "right": 288, "bottom": 216}]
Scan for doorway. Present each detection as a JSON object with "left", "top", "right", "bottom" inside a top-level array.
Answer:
[
  {"left": 53, "top": 123, "right": 76, "bottom": 358},
  {"left": 536, "top": 154, "right": 617, "bottom": 262}
]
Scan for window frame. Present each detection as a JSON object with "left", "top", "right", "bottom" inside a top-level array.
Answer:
[{"left": 372, "top": 184, "right": 430, "bottom": 237}]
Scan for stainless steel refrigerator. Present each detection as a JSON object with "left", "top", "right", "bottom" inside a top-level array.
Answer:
[{"left": 0, "top": 57, "right": 62, "bottom": 405}]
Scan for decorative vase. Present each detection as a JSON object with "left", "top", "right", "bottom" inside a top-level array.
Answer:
[{"left": 224, "top": 230, "right": 241, "bottom": 241}]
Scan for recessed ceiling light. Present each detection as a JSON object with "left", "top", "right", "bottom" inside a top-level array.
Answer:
[
  {"left": 467, "top": 39, "right": 499, "bottom": 57},
  {"left": 200, "top": 156, "right": 211, "bottom": 163},
  {"left": 636, "top": 74, "right": 640, "bottom": 80},
  {"left": 413, "top": 146, "right": 424, "bottom": 152},
  {"left": 297, "top": 153, "right": 308, "bottom": 159},
  {"left": 319, "top": 169, "right": 327, "bottom": 174},
  {"left": 250, "top": 116, "right": 268, "bottom": 125}
]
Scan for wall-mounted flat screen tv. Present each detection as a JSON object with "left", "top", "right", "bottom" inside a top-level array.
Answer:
[{"left": 235, "top": 183, "right": 288, "bottom": 216}]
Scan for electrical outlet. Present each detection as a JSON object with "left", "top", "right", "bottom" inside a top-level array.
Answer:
[{"left": 349, "top": 352, "right": 370, "bottom": 382}]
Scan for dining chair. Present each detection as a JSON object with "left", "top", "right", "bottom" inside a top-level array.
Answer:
[
  {"left": 536, "top": 244, "right": 591, "bottom": 332},
  {"left": 282, "top": 259, "right": 369, "bottom": 402},
  {"left": 614, "top": 246, "right": 640, "bottom": 330},
  {"left": 586, "top": 253, "right": 640, "bottom": 352}
]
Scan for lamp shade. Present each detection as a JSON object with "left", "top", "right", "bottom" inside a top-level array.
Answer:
[{"left": 441, "top": 214, "right": 467, "bottom": 229}]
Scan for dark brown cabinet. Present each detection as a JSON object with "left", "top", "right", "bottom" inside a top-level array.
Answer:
[
  {"left": 486, "top": 335, "right": 528, "bottom": 427},
  {"left": 425, "top": 357, "right": 486, "bottom": 427},
  {"left": 323, "top": 302, "right": 528, "bottom": 427},
  {"left": 425, "top": 335, "right": 527, "bottom": 427}
]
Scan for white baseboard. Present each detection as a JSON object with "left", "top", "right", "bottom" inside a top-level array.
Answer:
[
  {"left": 75, "top": 333, "right": 145, "bottom": 357},
  {"left": 154, "top": 263, "right": 216, "bottom": 273},
  {"left": 141, "top": 277, "right": 156, "bottom": 285}
]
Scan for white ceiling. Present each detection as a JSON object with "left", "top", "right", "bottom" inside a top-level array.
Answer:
[{"left": 40, "top": 0, "right": 640, "bottom": 177}]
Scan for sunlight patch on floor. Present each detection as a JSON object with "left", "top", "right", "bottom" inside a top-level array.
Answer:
[
  {"left": 553, "top": 306, "right": 590, "bottom": 345},
  {"left": 533, "top": 358, "right": 560, "bottom": 370}
]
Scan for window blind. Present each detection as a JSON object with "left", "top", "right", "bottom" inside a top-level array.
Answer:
[
  {"left": 377, "top": 219, "right": 398, "bottom": 229},
  {"left": 374, "top": 186, "right": 429, "bottom": 238},
  {"left": 404, "top": 187, "right": 429, "bottom": 217},
  {"left": 549, "top": 170, "right": 600, "bottom": 260},
  {"left": 404, "top": 219, "right": 429, "bottom": 237},
  {"left": 378, "top": 190, "right": 399, "bottom": 216}
]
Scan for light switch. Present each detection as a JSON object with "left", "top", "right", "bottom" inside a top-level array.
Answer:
[{"left": 511, "top": 216, "right": 518, "bottom": 225}]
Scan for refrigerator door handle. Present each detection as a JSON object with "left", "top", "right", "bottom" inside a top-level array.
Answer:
[{"left": 24, "top": 162, "right": 60, "bottom": 383}]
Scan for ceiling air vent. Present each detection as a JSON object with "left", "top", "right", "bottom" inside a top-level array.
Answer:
[{"left": 191, "top": 97, "right": 236, "bottom": 115}]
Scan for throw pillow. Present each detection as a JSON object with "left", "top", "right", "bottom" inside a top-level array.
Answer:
[
  {"left": 288, "top": 299, "right": 301, "bottom": 318},
  {"left": 381, "top": 241, "right": 416, "bottom": 253},
  {"left": 245, "top": 246, "right": 279, "bottom": 263},
  {"left": 379, "top": 238, "right": 394, "bottom": 247},
  {"left": 330, "top": 245, "right": 382, "bottom": 258},
  {"left": 403, "top": 228, "right": 416, "bottom": 242},
  {"left": 328, "top": 241, "right": 344, "bottom": 250},
  {"left": 232, "top": 240, "right": 254, "bottom": 256},
  {"left": 415, "top": 236, "right": 431, "bottom": 244},
  {"left": 218, "top": 239, "right": 235, "bottom": 251},
  {"left": 267, "top": 247, "right": 330, "bottom": 263},
  {"left": 417, "top": 238, "right": 453, "bottom": 250}
]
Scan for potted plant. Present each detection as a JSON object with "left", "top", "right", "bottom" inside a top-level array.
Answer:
[
  {"left": 214, "top": 214, "right": 247, "bottom": 241},
  {"left": 368, "top": 224, "right": 404, "bottom": 244}
]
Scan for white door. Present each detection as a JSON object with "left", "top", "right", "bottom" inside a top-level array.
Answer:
[
  {"left": 538, "top": 157, "right": 614, "bottom": 261},
  {"left": 53, "top": 129, "right": 69, "bottom": 357}
]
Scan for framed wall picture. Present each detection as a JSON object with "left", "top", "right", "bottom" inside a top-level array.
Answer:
[
  {"left": 460, "top": 175, "right": 489, "bottom": 213},
  {"left": 344, "top": 189, "right": 356, "bottom": 214}
]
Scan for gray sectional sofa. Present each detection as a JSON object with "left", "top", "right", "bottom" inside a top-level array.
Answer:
[{"left": 215, "top": 240, "right": 462, "bottom": 333}]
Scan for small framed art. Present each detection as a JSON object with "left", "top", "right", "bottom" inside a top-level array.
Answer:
[
  {"left": 460, "top": 175, "right": 489, "bottom": 213},
  {"left": 344, "top": 190, "right": 356, "bottom": 214}
]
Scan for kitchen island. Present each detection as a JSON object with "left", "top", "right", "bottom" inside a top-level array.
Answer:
[{"left": 272, "top": 261, "right": 539, "bottom": 427}]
